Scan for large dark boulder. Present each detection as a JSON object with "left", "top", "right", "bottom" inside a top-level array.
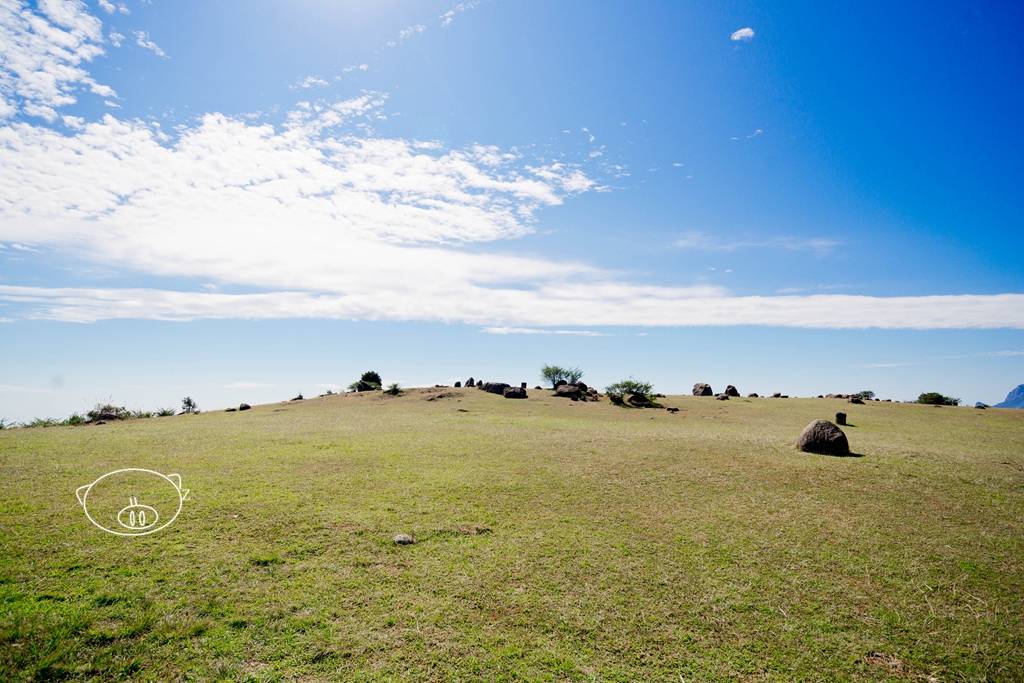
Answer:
[
  {"left": 239, "top": 403, "right": 251, "bottom": 411},
  {"left": 692, "top": 383, "right": 713, "bottom": 396},
  {"left": 796, "top": 420, "right": 850, "bottom": 456},
  {"left": 483, "top": 382, "right": 511, "bottom": 395},
  {"left": 454, "top": 381, "right": 462, "bottom": 388},
  {"left": 554, "top": 379, "right": 568, "bottom": 389},
  {"left": 626, "top": 393, "right": 652, "bottom": 407},
  {"left": 848, "top": 397, "right": 864, "bottom": 405},
  {"left": 466, "top": 377, "right": 475, "bottom": 387},
  {"left": 715, "top": 393, "right": 729, "bottom": 400},
  {"left": 503, "top": 387, "right": 527, "bottom": 399},
  {"left": 724, "top": 385, "right": 739, "bottom": 397},
  {"left": 554, "top": 384, "right": 582, "bottom": 400}
]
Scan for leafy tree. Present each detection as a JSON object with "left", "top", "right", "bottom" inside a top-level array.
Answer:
[
  {"left": 385, "top": 382, "right": 402, "bottom": 396},
  {"left": 181, "top": 396, "right": 199, "bottom": 414},
  {"left": 852, "top": 390, "right": 876, "bottom": 400},
  {"left": 349, "top": 370, "right": 383, "bottom": 392},
  {"left": 917, "top": 392, "right": 960, "bottom": 406},
  {"left": 541, "top": 364, "right": 584, "bottom": 388}
]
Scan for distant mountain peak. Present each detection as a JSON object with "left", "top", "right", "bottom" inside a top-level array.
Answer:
[{"left": 994, "top": 384, "right": 1024, "bottom": 409}]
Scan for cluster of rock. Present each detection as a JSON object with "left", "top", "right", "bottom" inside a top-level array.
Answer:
[
  {"left": 693, "top": 383, "right": 741, "bottom": 399},
  {"left": 553, "top": 381, "right": 600, "bottom": 402},
  {"left": 472, "top": 380, "right": 528, "bottom": 399}
]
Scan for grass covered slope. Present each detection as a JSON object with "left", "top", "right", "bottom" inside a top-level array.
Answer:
[{"left": 1, "top": 390, "right": 1022, "bottom": 681}]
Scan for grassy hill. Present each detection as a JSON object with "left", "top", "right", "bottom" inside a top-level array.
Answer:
[{"left": 1, "top": 389, "right": 1022, "bottom": 681}]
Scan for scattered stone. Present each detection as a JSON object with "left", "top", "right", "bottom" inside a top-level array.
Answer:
[
  {"left": 239, "top": 403, "right": 251, "bottom": 411},
  {"left": 425, "top": 391, "right": 456, "bottom": 401},
  {"left": 534, "top": 385, "right": 543, "bottom": 390},
  {"left": 715, "top": 393, "right": 730, "bottom": 401},
  {"left": 576, "top": 381, "right": 588, "bottom": 392},
  {"left": 291, "top": 394, "right": 303, "bottom": 401},
  {"left": 665, "top": 407, "right": 679, "bottom": 413},
  {"left": 692, "top": 383, "right": 713, "bottom": 396},
  {"left": 94, "top": 420, "right": 106, "bottom": 425},
  {"left": 609, "top": 394, "right": 624, "bottom": 405},
  {"left": 796, "top": 420, "right": 851, "bottom": 456},
  {"left": 457, "top": 408, "right": 469, "bottom": 412},
  {"left": 772, "top": 392, "right": 782, "bottom": 398},
  {"left": 520, "top": 382, "right": 527, "bottom": 389},
  {"left": 454, "top": 381, "right": 462, "bottom": 388},
  {"left": 225, "top": 408, "right": 237, "bottom": 412},
  {"left": 393, "top": 533, "right": 415, "bottom": 545},
  {"left": 835, "top": 411, "right": 847, "bottom": 425},
  {"left": 725, "top": 385, "right": 740, "bottom": 397},
  {"left": 975, "top": 402, "right": 988, "bottom": 409},
  {"left": 748, "top": 393, "right": 759, "bottom": 398},
  {"left": 466, "top": 377, "right": 475, "bottom": 387},
  {"left": 503, "top": 386, "right": 528, "bottom": 399},
  {"left": 554, "top": 379, "right": 568, "bottom": 389},
  {"left": 817, "top": 395, "right": 824, "bottom": 399},
  {"left": 849, "top": 397, "right": 864, "bottom": 405}
]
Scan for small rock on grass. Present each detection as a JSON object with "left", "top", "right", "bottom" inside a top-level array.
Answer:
[{"left": 393, "top": 533, "right": 415, "bottom": 545}]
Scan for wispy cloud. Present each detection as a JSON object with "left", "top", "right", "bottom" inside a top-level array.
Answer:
[
  {"left": 387, "top": 23, "right": 425, "bottom": 47},
  {"left": 440, "top": 1, "right": 480, "bottom": 27},
  {"left": 292, "top": 75, "right": 329, "bottom": 90},
  {"left": 482, "top": 327, "right": 608, "bottom": 337},
  {"left": 97, "top": 0, "right": 128, "bottom": 15},
  {"left": 673, "top": 231, "right": 840, "bottom": 254},
  {"left": 731, "top": 27, "right": 755, "bottom": 42},
  {"left": 133, "top": 30, "right": 168, "bottom": 58}
]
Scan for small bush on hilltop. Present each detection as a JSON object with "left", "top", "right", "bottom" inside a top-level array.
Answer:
[
  {"left": 918, "top": 392, "right": 960, "bottom": 406},
  {"left": 155, "top": 407, "right": 175, "bottom": 417},
  {"left": 181, "top": 397, "right": 200, "bottom": 414},
  {"left": 852, "top": 390, "right": 875, "bottom": 400},
  {"left": 541, "top": 364, "right": 584, "bottom": 388},
  {"left": 349, "top": 370, "right": 383, "bottom": 392},
  {"left": 87, "top": 403, "right": 131, "bottom": 421},
  {"left": 385, "top": 383, "right": 402, "bottom": 396},
  {"left": 605, "top": 379, "right": 654, "bottom": 404}
]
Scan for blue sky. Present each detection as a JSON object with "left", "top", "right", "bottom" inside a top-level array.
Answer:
[{"left": 1, "top": 0, "right": 1022, "bottom": 420}]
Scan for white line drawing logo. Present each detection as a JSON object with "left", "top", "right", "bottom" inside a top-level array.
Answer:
[{"left": 75, "top": 468, "right": 189, "bottom": 536}]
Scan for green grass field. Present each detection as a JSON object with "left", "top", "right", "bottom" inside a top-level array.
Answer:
[{"left": 1, "top": 389, "right": 1022, "bottom": 681}]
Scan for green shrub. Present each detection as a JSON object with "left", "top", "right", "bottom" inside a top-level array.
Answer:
[
  {"left": 852, "top": 390, "right": 875, "bottom": 400},
  {"left": 348, "top": 370, "right": 382, "bottom": 392},
  {"left": 26, "top": 417, "right": 59, "bottom": 428},
  {"left": 87, "top": 403, "right": 131, "bottom": 421},
  {"left": 181, "top": 397, "right": 199, "bottom": 414},
  {"left": 155, "top": 407, "right": 175, "bottom": 417},
  {"left": 918, "top": 392, "right": 960, "bottom": 406},
  {"left": 605, "top": 379, "right": 654, "bottom": 401},
  {"left": 63, "top": 413, "right": 87, "bottom": 426},
  {"left": 385, "top": 382, "right": 402, "bottom": 396}
]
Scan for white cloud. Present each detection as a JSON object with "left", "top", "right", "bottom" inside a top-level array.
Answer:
[
  {"left": 1, "top": 285, "right": 1022, "bottom": 329},
  {"left": 96, "top": 0, "right": 126, "bottom": 14},
  {"left": 673, "top": 231, "right": 840, "bottom": 254},
  {"left": 731, "top": 27, "right": 755, "bottom": 42},
  {"left": 0, "top": 0, "right": 112, "bottom": 121},
  {"left": 133, "top": 30, "right": 167, "bottom": 58},
  {"left": 482, "top": 327, "right": 608, "bottom": 337},
  {"left": 440, "top": 1, "right": 479, "bottom": 27},
  {"left": 293, "top": 75, "right": 328, "bottom": 90},
  {"left": 108, "top": 29, "right": 124, "bottom": 47},
  {"left": 388, "top": 23, "right": 425, "bottom": 47}
]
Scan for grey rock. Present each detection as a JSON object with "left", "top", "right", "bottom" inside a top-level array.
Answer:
[
  {"left": 796, "top": 420, "right": 850, "bottom": 456},
  {"left": 393, "top": 533, "right": 415, "bottom": 545},
  {"left": 692, "top": 383, "right": 713, "bottom": 396}
]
